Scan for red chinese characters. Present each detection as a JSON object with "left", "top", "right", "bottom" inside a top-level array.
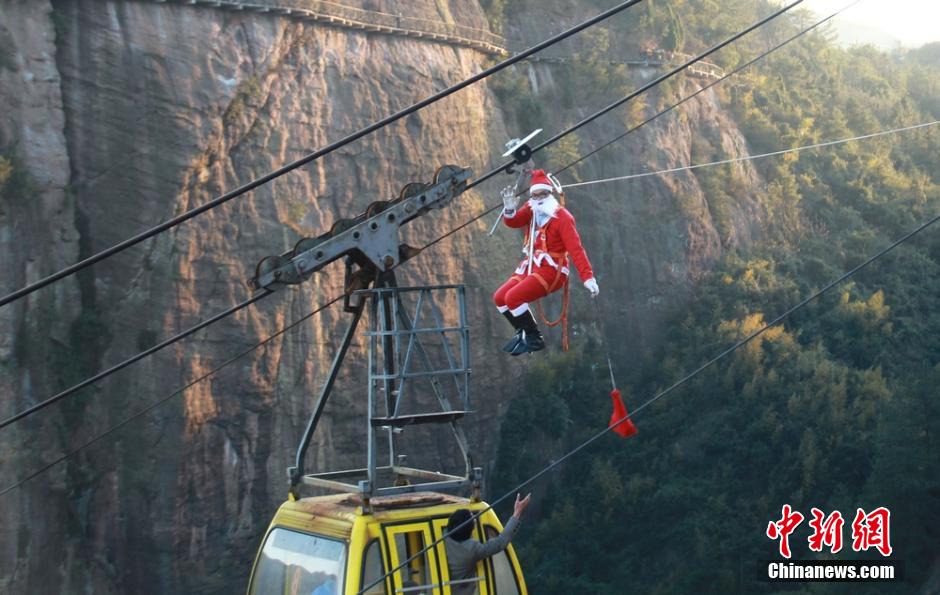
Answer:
[
  {"left": 807, "top": 507, "right": 844, "bottom": 554},
  {"left": 767, "top": 505, "right": 893, "bottom": 558},
  {"left": 766, "top": 504, "right": 805, "bottom": 559},
  {"left": 851, "top": 507, "right": 893, "bottom": 557}
]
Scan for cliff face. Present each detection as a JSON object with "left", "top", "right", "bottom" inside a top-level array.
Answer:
[
  {"left": 0, "top": 2, "right": 83, "bottom": 593},
  {"left": 0, "top": 1, "right": 768, "bottom": 592}
]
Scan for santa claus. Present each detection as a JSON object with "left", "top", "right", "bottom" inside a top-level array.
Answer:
[{"left": 493, "top": 169, "right": 599, "bottom": 355}]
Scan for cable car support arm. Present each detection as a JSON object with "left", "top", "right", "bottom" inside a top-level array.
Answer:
[{"left": 248, "top": 165, "right": 479, "bottom": 501}]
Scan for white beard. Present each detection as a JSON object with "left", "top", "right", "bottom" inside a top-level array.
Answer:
[{"left": 531, "top": 196, "right": 560, "bottom": 227}]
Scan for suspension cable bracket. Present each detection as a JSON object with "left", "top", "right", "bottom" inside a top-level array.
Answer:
[
  {"left": 248, "top": 165, "right": 471, "bottom": 293},
  {"left": 502, "top": 128, "right": 541, "bottom": 174}
]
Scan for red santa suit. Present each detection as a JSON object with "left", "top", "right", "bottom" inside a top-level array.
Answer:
[
  {"left": 493, "top": 170, "right": 597, "bottom": 355},
  {"left": 493, "top": 201, "right": 594, "bottom": 314}
]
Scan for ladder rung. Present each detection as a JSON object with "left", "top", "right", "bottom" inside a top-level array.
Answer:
[
  {"left": 363, "top": 325, "right": 465, "bottom": 336},
  {"left": 372, "top": 411, "right": 468, "bottom": 427},
  {"left": 372, "top": 368, "right": 469, "bottom": 380}
]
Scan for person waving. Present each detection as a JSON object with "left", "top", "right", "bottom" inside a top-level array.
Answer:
[{"left": 493, "top": 170, "right": 599, "bottom": 355}]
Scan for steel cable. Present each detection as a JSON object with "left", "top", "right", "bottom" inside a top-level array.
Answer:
[
  {"left": 556, "top": 0, "right": 863, "bottom": 176},
  {"left": 0, "top": 0, "right": 811, "bottom": 470},
  {"left": 0, "top": 295, "right": 342, "bottom": 497},
  {"left": 0, "top": 0, "right": 813, "bottom": 434},
  {"left": 0, "top": 290, "right": 272, "bottom": 431},
  {"left": 564, "top": 120, "right": 940, "bottom": 188},
  {"left": 0, "top": 0, "right": 646, "bottom": 308},
  {"left": 360, "top": 202, "right": 940, "bottom": 595},
  {"left": 2, "top": 0, "right": 845, "bottom": 552},
  {"left": 462, "top": 0, "right": 806, "bottom": 195}
]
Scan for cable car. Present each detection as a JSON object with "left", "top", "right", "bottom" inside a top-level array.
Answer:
[
  {"left": 247, "top": 165, "right": 530, "bottom": 594},
  {"left": 248, "top": 492, "right": 527, "bottom": 594}
]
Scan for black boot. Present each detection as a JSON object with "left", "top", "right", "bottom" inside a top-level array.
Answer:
[
  {"left": 510, "top": 310, "right": 545, "bottom": 356},
  {"left": 501, "top": 311, "right": 524, "bottom": 352}
]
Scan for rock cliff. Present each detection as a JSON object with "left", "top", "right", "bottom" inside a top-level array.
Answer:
[{"left": 0, "top": 0, "right": 769, "bottom": 592}]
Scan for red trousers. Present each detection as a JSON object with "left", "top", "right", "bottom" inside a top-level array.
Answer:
[{"left": 493, "top": 266, "right": 564, "bottom": 315}]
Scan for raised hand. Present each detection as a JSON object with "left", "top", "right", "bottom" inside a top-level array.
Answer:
[
  {"left": 501, "top": 186, "right": 520, "bottom": 214},
  {"left": 513, "top": 493, "right": 532, "bottom": 518}
]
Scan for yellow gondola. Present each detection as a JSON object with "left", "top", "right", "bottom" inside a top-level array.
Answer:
[{"left": 248, "top": 492, "right": 527, "bottom": 594}]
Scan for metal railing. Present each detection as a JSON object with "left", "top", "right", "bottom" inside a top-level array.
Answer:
[
  {"left": 145, "top": 0, "right": 727, "bottom": 77},
  {"left": 524, "top": 47, "right": 726, "bottom": 79},
  {"left": 152, "top": 0, "right": 509, "bottom": 55}
]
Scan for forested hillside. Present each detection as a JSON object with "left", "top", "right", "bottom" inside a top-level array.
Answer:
[{"left": 488, "top": 1, "right": 940, "bottom": 592}]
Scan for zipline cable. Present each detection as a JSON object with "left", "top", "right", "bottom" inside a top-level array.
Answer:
[
  {"left": 0, "top": 0, "right": 882, "bottom": 537},
  {"left": 625, "top": 217, "right": 940, "bottom": 420},
  {"left": 462, "top": 0, "right": 805, "bottom": 198},
  {"left": 1, "top": 0, "right": 796, "bottom": 434},
  {"left": 484, "top": 0, "right": 858, "bottom": 232},
  {"left": 421, "top": 0, "right": 854, "bottom": 259},
  {"left": 0, "top": 295, "right": 343, "bottom": 497},
  {"left": 360, "top": 199, "right": 940, "bottom": 595},
  {"left": 0, "top": 0, "right": 807, "bottom": 494},
  {"left": 440, "top": 119, "right": 935, "bottom": 253},
  {"left": 0, "top": 290, "right": 272, "bottom": 431},
  {"left": 0, "top": 0, "right": 654, "bottom": 432},
  {"left": 8, "top": 117, "right": 930, "bottom": 499},
  {"left": 0, "top": 0, "right": 646, "bottom": 309},
  {"left": 2, "top": 186, "right": 523, "bottom": 490},
  {"left": 426, "top": 122, "right": 936, "bottom": 257},
  {"left": 0, "top": 0, "right": 678, "bottom": 436},
  {"left": 556, "top": 0, "right": 863, "bottom": 176},
  {"left": 564, "top": 120, "right": 940, "bottom": 188},
  {"left": 364, "top": 2, "right": 836, "bottom": 585}
]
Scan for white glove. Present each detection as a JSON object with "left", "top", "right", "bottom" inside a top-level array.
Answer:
[
  {"left": 501, "top": 186, "right": 519, "bottom": 215},
  {"left": 584, "top": 278, "right": 599, "bottom": 297}
]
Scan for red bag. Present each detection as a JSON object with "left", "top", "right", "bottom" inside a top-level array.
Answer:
[{"left": 608, "top": 389, "right": 637, "bottom": 438}]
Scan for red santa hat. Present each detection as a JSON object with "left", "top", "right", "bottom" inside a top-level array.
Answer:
[{"left": 529, "top": 169, "right": 555, "bottom": 195}]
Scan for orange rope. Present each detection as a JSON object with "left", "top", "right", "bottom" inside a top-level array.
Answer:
[{"left": 536, "top": 275, "right": 570, "bottom": 351}]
